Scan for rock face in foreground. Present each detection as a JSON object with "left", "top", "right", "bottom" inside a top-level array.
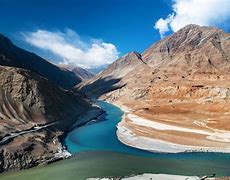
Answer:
[
  {"left": 0, "top": 34, "right": 81, "bottom": 89},
  {"left": 80, "top": 25, "right": 230, "bottom": 152}
]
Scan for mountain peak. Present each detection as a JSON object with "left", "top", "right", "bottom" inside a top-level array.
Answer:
[
  {"left": 72, "top": 66, "right": 95, "bottom": 80},
  {"left": 176, "top": 24, "right": 223, "bottom": 34},
  {"left": 143, "top": 25, "right": 229, "bottom": 66},
  {"left": 120, "top": 51, "right": 144, "bottom": 64},
  {"left": 180, "top": 24, "right": 201, "bottom": 30},
  {"left": 171, "top": 24, "right": 225, "bottom": 43}
]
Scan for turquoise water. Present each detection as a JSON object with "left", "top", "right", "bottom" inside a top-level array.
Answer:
[
  {"left": 1, "top": 100, "right": 230, "bottom": 179},
  {"left": 64, "top": 100, "right": 230, "bottom": 176},
  {"left": 64, "top": 100, "right": 156, "bottom": 156},
  {"left": 1, "top": 151, "right": 230, "bottom": 180}
]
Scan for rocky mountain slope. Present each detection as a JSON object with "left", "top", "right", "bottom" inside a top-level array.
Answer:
[
  {"left": 72, "top": 66, "right": 95, "bottom": 80},
  {"left": 0, "top": 65, "right": 92, "bottom": 172},
  {"left": 78, "top": 51, "right": 148, "bottom": 97},
  {"left": 0, "top": 35, "right": 98, "bottom": 173},
  {"left": 0, "top": 34, "right": 81, "bottom": 89},
  {"left": 80, "top": 24, "right": 230, "bottom": 152}
]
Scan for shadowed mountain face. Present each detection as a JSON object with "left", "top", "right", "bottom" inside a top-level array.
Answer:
[
  {"left": 78, "top": 51, "right": 148, "bottom": 98},
  {"left": 72, "top": 67, "right": 95, "bottom": 80},
  {"left": 80, "top": 25, "right": 230, "bottom": 151},
  {"left": 0, "top": 34, "right": 81, "bottom": 89},
  {"left": 79, "top": 76, "right": 123, "bottom": 98}
]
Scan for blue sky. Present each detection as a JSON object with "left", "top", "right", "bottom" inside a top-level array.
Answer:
[{"left": 0, "top": 0, "right": 230, "bottom": 68}]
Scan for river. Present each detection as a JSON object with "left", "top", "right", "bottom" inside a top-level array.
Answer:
[{"left": 0, "top": 100, "right": 230, "bottom": 180}]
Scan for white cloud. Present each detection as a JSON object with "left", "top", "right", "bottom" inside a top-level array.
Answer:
[
  {"left": 154, "top": 0, "right": 230, "bottom": 38},
  {"left": 23, "top": 29, "right": 119, "bottom": 68},
  {"left": 154, "top": 14, "right": 174, "bottom": 38}
]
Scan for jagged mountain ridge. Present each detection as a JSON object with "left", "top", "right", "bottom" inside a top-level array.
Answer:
[{"left": 0, "top": 34, "right": 81, "bottom": 89}]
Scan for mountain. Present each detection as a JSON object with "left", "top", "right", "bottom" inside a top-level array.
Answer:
[
  {"left": 72, "top": 66, "right": 95, "bottom": 80},
  {"left": 0, "top": 65, "right": 93, "bottom": 172},
  {"left": 0, "top": 34, "right": 81, "bottom": 89},
  {"left": 0, "top": 34, "right": 101, "bottom": 172},
  {"left": 78, "top": 51, "right": 148, "bottom": 97},
  {"left": 86, "top": 64, "right": 108, "bottom": 74},
  {"left": 79, "top": 25, "right": 230, "bottom": 152}
]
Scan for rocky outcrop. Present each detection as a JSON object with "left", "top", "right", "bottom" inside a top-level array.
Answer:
[{"left": 80, "top": 25, "right": 230, "bottom": 152}]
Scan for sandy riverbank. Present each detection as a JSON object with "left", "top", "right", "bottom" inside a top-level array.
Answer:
[{"left": 111, "top": 101, "right": 230, "bottom": 153}]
